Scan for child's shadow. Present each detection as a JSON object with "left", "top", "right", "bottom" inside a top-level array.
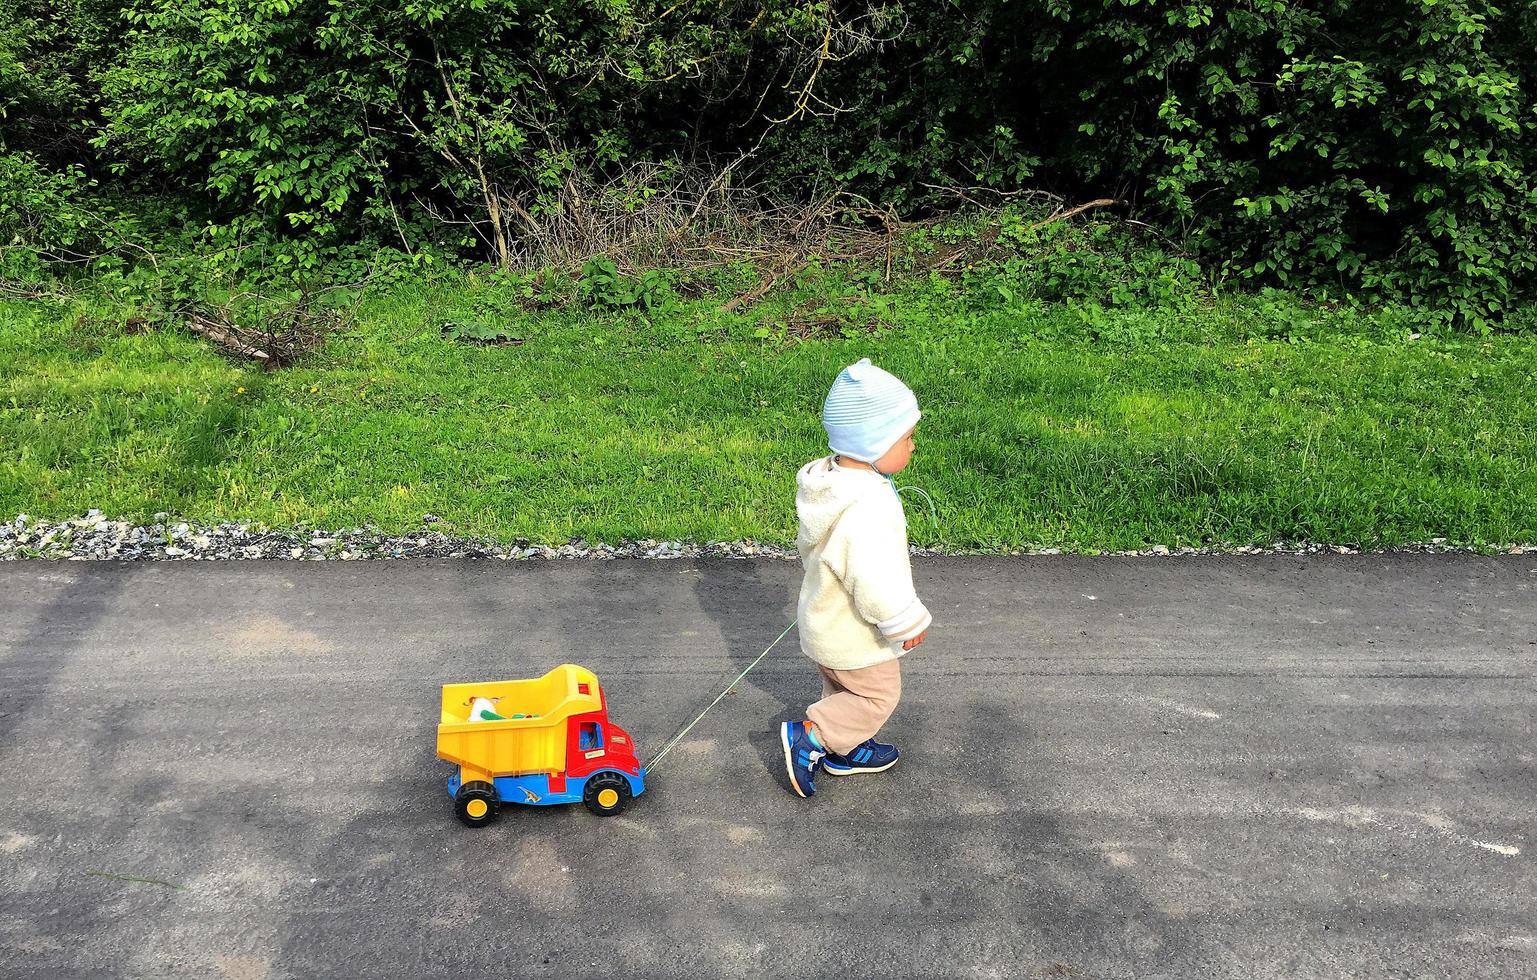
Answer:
[{"left": 688, "top": 558, "right": 802, "bottom": 782}]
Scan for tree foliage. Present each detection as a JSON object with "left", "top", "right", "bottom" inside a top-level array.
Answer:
[{"left": 2, "top": 0, "right": 1534, "bottom": 327}]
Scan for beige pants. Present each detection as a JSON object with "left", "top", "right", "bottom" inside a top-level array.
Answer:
[{"left": 806, "top": 658, "right": 902, "bottom": 756}]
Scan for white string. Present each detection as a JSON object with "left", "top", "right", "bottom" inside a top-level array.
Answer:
[
  {"left": 896, "top": 483, "right": 939, "bottom": 523},
  {"left": 643, "top": 619, "right": 799, "bottom": 774}
]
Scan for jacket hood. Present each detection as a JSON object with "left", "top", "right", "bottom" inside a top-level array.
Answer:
[{"left": 796, "top": 456, "right": 896, "bottom": 549}]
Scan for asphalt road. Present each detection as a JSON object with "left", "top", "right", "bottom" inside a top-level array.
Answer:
[{"left": 1, "top": 556, "right": 1534, "bottom": 979}]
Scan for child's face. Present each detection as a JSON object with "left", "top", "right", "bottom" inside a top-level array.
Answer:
[{"left": 875, "top": 426, "right": 917, "bottom": 474}]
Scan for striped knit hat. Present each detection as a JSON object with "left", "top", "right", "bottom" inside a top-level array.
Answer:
[{"left": 821, "top": 358, "right": 921, "bottom": 463}]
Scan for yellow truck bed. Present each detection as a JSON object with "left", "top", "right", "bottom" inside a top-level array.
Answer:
[{"left": 436, "top": 664, "right": 604, "bottom": 779}]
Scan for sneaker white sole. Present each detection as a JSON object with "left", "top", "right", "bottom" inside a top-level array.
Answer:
[
  {"left": 823, "top": 759, "right": 899, "bottom": 776},
  {"left": 780, "top": 723, "right": 810, "bottom": 798}
]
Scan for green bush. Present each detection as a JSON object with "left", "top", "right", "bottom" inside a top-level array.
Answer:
[
  {"left": 783, "top": 0, "right": 1537, "bottom": 330},
  {"left": 2, "top": 0, "right": 1534, "bottom": 328}
]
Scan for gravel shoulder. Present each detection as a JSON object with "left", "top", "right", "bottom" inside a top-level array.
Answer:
[{"left": 5, "top": 511, "right": 1533, "bottom": 561}]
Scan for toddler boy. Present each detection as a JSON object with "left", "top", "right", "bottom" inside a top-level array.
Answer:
[{"left": 779, "top": 358, "right": 930, "bottom": 798}]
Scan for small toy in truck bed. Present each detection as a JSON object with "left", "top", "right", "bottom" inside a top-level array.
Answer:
[{"left": 436, "top": 664, "right": 646, "bottom": 827}]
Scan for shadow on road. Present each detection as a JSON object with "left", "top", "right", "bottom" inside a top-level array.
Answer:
[
  {"left": 689, "top": 559, "right": 801, "bottom": 786},
  {"left": 0, "top": 563, "right": 130, "bottom": 746}
]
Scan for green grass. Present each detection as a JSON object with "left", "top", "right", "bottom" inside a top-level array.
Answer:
[{"left": 3, "top": 274, "right": 1535, "bottom": 551}]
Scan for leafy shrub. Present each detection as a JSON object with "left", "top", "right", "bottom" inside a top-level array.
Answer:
[
  {"left": 439, "top": 319, "right": 524, "bottom": 345},
  {"left": 920, "top": 206, "right": 1207, "bottom": 312},
  {"left": 784, "top": 0, "right": 1537, "bottom": 329},
  {"left": 0, "top": 153, "right": 94, "bottom": 279},
  {"left": 576, "top": 257, "right": 677, "bottom": 313},
  {"left": 3, "top": 0, "right": 1534, "bottom": 327}
]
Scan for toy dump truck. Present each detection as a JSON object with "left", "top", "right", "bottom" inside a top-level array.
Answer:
[{"left": 436, "top": 664, "right": 646, "bottom": 828}]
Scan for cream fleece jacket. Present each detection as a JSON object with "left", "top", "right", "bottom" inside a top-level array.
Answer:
[{"left": 795, "top": 455, "right": 932, "bottom": 670}]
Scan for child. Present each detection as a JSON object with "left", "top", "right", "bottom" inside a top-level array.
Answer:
[{"left": 779, "top": 358, "right": 931, "bottom": 798}]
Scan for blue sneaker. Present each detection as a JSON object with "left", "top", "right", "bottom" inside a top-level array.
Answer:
[
  {"left": 780, "top": 721, "right": 826, "bottom": 798},
  {"left": 823, "top": 738, "right": 900, "bottom": 776}
]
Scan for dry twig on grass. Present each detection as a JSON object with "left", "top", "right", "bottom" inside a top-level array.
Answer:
[
  {"left": 186, "top": 313, "right": 273, "bottom": 365},
  {"left": 181, "top": 287, "right": 357, "bottom": 369}
]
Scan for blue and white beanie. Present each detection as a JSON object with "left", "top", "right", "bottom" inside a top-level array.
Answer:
[{"left": 822, "top": 358, "right": 921, "bottom": 463}]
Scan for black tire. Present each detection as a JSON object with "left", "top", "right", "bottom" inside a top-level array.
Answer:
[
  {"left": 454, "top": 780, "right": 499, "bottom": 828},
  {"left": 582, "top": 771, "right": 632, "bottom": 817}
]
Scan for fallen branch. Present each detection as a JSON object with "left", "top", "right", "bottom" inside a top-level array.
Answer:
[
  {"left": 187, "top": 314, "right": 272, "bottom": 364},
  {"left": 1029, "top": 198, "right": 1121, "bottom": 231},
  {"left": 719, "top": 256, "right": 805, "bottom": 312}
]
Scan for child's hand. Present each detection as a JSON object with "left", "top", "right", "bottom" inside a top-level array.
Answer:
[{"left": 902, "top": 629, "right": 928, "bottom": 652}]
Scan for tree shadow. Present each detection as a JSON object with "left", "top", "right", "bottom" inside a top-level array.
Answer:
[{"left": 0, "top": 563, "right": 131, "bottom": 746}]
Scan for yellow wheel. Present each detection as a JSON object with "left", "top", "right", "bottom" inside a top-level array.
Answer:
[
  {"left": 454, "top": 780, "right": 499, "bottom": 828},
  {"left": 582, "top": 771, "right": 631, "bottom": 817}
]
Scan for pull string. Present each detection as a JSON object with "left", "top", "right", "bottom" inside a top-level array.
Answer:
[
  {"left": 837, "top": 454, "right": 940, "bottom": 526},
  {"left": 896, "top": 483, "right": 938, "bottom": 524},
  {"left": 644, "top": 619, "right": 798, "bottom": 775}
]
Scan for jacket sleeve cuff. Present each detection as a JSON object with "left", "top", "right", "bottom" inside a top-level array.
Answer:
[{"left": 877, "top": 598, "right": 931, "bottom": 643}]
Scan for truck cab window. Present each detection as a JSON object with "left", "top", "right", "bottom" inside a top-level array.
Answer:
[{"left": 579, "top": 722, "right": 603, "bottom": 751}]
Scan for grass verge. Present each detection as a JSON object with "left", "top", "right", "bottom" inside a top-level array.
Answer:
[{"left": 2, "top": 274, "right": 1535, "bottom": 551}]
